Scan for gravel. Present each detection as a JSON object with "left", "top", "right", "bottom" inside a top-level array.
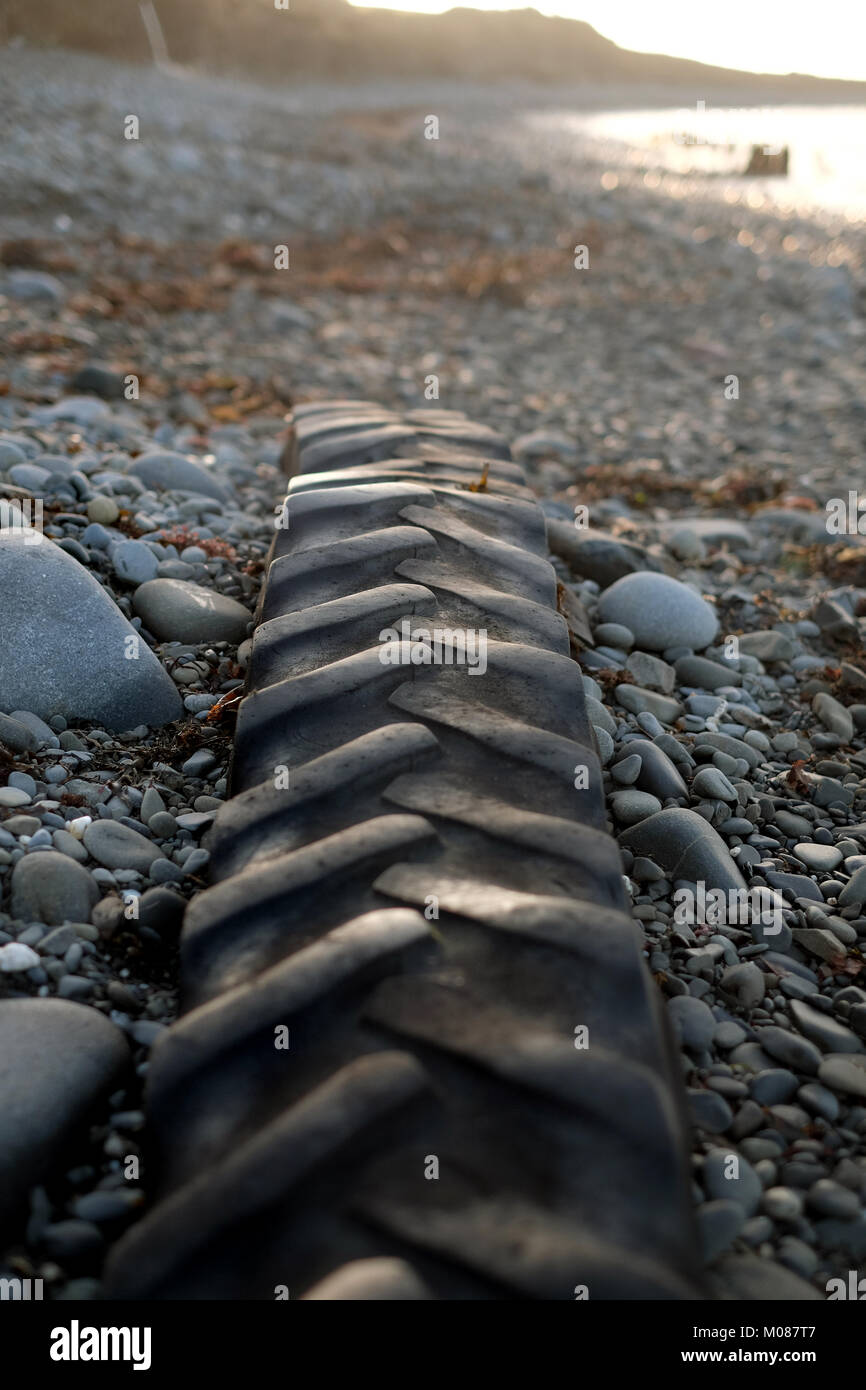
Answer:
[{"left": 2, "top": 39, "right": 866, "bottom": 1303}]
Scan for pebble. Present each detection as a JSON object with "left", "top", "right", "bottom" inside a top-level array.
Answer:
[
  {"left": 807, "top": 1179, "right": 861, "bottom": 1219},
  {"left": 0, "top": 528, "right": 182, "bottom": 731},
  {"left": 611, "top": 789, "right": 661, "bottom": 825},
  {"left": 614, "top": 684, "right": 682, "bottom": 724},
  {"left": 0, "top": 785, "right": 31, "bottom": 807},
  {"left": 812, "top": 692, "right": 854, "bottom": 743},
  {"left": 0, "top": 941, "right": 40, "bottom": 971},
  {"left": 86, "top": 496, "right": 119, "bottom": 525},
  {"left": 0, "top": 999, "right": 128, "bottom": 1225},
  {"left": 691, "top": 767, "right": 737, "bottom": 801},
  {"left": 611, "top": 752, "right": 642, "bottom": 785},
  {"left": 703, "top": 1148, "right": 763, "bottom": 1215},
  {"left": 688, "top": 1088, "right": 733, "bottom": 1132},
  {"left": 182, "top": 748, "right": 218, "bottom": 778},
  {"left": 757, "top": 1025, "right": 822, "bottom": 1075},
  {"left": 133, "top": 578, "right": 250, "bottom": 643},
  {"left": 793, "top": 842, "right": 843, "bottom": 873},
  {"left": 737, "top": 631, "right": 795, "bottom": 663},
  {"left": 750, "top": 1069, "right": 799, "bottom": 1104},
  {"left": 620, "top": 807, "right": 747, "bottom": 894},
  {"left": 110, "top": 538, "right": 160, "bottom": 586},
  {"left": 788, "top": 999, "right": 864, "bottom": 1055},
  {"left": 83, "top": 820, "right": 162, "bottom": 873},
  {"left": 762, "top": 1186, "right": 804, "bottom": 1221},
  {"left": 668, "top": 995, "right": 716, "bottom": 1051},
  {"left": 698, "top": 1200, "right": 743, "bottom": 1262},
  {"left": 128, "top": 449, "right": 228, "bottom": 503},
  {"left": 10, "top": 851, "right": 99, "bottom": 926},
  {"left": 597, "top": 573, "right": 718, "bottom": 652},
  {"left": 819, "top": 1055, "right": 866, "bottom": 1098}
]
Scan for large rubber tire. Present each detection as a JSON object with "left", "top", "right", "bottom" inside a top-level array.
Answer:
[{"left": 106, "top": 403, "right": 701, "bottom": 1301}]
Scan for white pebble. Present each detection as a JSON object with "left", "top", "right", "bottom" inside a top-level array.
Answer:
[{"left": 0, "top": 942, "right": 40, "bottom": 972}]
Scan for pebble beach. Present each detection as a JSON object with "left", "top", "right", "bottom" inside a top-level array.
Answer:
[{"left": 1, "top": 42, "right": 866, "bottom": 1300}]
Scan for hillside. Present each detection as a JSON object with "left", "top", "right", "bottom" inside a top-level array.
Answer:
[{"left": 3, "top": 0, "right": 865, "bottom": 94}]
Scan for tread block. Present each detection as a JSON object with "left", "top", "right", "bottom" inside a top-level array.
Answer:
[
  {"left": 207, "top": 723, "right": 441, "bottom": 880},
  {"left": 262, "top": 525, "right": 438, "bottom": 618},
  {"left": 250, "top": 582, "right": 438, "bottom": 685}
]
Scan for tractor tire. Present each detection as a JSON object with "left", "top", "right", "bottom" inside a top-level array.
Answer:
[{"left": 106, "top": 402, "right": 701, "bottom": 1301}]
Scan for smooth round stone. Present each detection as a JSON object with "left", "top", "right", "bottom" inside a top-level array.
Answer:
[
  {"left": 10, "top": 851, "right": 99, "bottom": 926},
  {"left": 737, "top": 630, "right": 795, "bottom": 663},
  {"left": 793, "top": 843, "right": 843, "bottom": 873},
  {"left": 128, "top": 450, "right": 228, "bottom": 503},
  {"left": 703, "top": 1148, "right": 763, "bottom": 1215},
  {"left": 714, "top": 1021, "right": 747, "bottom": 1049},
  {"left": 812, "top": 692, "right": 854, "bottom": 743},
  {"left": 0, "top": 999, "right": 128, "bottom": 1225},
  {"left": 625, "top": 738, "right": 688, "bottom": 801},
  {"left": 806, "top": 1178, "right": 860, "bottom": 1219},
  {"left": 687, "top": 1088, "right": 733, "bottom": 1132},
  {"left": 0, "top": 786, "right": 31, "bottom": 807},
  {"left": 797, "top": 1082, "right": 839, "bottom": 1122},
  {"left": 585, "top": 696, "right": 615, "bottom": 736},
  {"left": 147, "top": 810, "right": 178, "bottom": 837},
  {"left": 133, "top": 579, "right": 250, "bottom": 644},
  {"left": 611, "top": 753, "right": 642, "bottom": 785},
  {"left": 83, "top": 820, "right": 161, "bottom": 873},
  {"left": 668, "top": 994, "right": 716, "bottom": 1050},
  {"left": 110, "top": 539, "right": 159, "bottom": 586},
  {"left": 594, "top": 727, "right": 614, "bottom": 765},
  {"left": 757, "top": 1026, "right": 822, "bottom": 1075},
  {"left": 137, "top": 886, "right": 185, "bottom": 940},
  {"left": 750, "top": 1069, "right": 799, "bottom": 1105},
  {"left": 597, "top": 573, "right": 718, "bottom": 653},
  {"left": 0, "top": 529, "right": 181, "bottom": 731},
  {"left": 818, "top": 1055, "right": 866, "bottom": 1098},
  {"left": 611, "top": 789, "right": 661, "bottom": 825},
  {"left": 839, "top": 866, "right": 866, "bottom": 908},
  {"left": 788, "top": 999, "right": 864, "bottom": 1055},
  {"left": 762, "top": 1186, "right": 803, "bottom": 1221},
  {"left": 594, "top": 622, "right": 634, "bottom": 651},
  {"left": 150, "top": 857, "right": 184, "bottom": 883},
  {"left": 666, "top": 527, "right": 706, "bottom": 562},
  {"left": 8, "top": 771, "right": 37, "bottom": 797},
  {"left": 86, "top": 495, "right": 120, "bottom": 525},
  {"left": 0, "top": 942, "right": 40, "bottom": 972},
  {"left": 0, "top": 441, "right": 27, "bottom": 469},
  {"left": 620, "top": 807, "right": 747, "bottom": 894},
  {"left": 614, "top": 684, "right": 682, "bottom": 724},
  {"left": 691, "top": 767, "right": 737, "bottom": 801},
  {"left": 698, "top": 1199, "right": 743, "bottom": 1262}
]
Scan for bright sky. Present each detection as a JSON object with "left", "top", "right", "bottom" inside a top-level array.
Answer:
[{"left": 348, "top": 1, "right": 865, "bottom": 82}]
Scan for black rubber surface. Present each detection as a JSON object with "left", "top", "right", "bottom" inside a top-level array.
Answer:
[{"left": 106, "top": 402, "right": 701, "bottom": 1300}]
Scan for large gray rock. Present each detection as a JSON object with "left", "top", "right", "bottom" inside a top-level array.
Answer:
[
  {"left": 619, "top": 807, "right": 746, "bottom": 893},
  {"left": 0, "top": 998, "right": 128, "bottom": 1224},
  {"left": 11, "top": 851, "right": 99, "bottom": 925},
  {"left": 0, "top": 529, "right": 182, "bottom": 730},
  {"left": 134, "top": 578, "right": 250, "bottom": 643},
  {"left": 598, "top": 573, "right": 718, "bottom": 652},
  {"left": 128, "top": 450, "right": 228, "bottom": 502}
]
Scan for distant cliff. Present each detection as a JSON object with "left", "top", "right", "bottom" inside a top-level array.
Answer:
[{"left": 3, "top": 0, "right": 865, "bottom": 96}]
